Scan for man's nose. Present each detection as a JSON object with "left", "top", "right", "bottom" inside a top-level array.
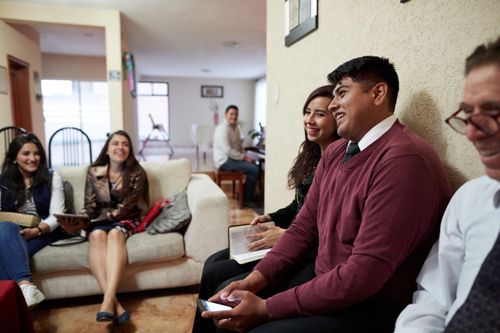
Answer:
[{"left": 328, "top": 97, "right": 339, "bottom": 112}]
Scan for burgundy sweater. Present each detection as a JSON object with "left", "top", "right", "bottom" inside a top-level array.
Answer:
[{"left": 255, "top": 121, "right": 451, "bottom": 319}]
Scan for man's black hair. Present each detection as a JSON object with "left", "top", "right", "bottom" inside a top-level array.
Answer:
[
  {"left": 327, "top": 56, "right": 399, "bottom": 111},
  {"left": 225, "top": 105, "right": 239, "bottom": 114}
]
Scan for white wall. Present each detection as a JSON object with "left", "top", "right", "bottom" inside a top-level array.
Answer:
[
  {"left": 141, "top": 76, "right": 256, "bottom": 147},
  {"left": 266, "top": 0, "right": 500, "bottom": 212}
]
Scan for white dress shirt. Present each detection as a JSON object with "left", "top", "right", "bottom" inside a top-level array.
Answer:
[
  {"left": 348, "top": 114, "right": 397, "bottom": 151},
  {"left": 213, "top": 119, "right": 245, "bottom": 169},
  {"left": 394, "top": 175, "right": 500, "bottom": 333}
]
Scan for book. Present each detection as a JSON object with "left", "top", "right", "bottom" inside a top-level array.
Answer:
[
  {"left": 0, "top": 212, "right": 40, "bottom": 227},
  {"left": 228, "top": 222, "right": 274, "bottom": 264}
]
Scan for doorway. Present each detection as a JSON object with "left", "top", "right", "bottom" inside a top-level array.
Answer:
[{"left": 8, "top": 55, "right": 32, "bottom": 132}]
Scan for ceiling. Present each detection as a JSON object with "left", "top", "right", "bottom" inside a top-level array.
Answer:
[{"left": 2, "top": 0, "right": 266, "bottom": 79}]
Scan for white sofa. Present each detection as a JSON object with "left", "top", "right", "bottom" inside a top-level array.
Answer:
[{"left": 31, "top": 158, "right": 229, "bottom": 300}]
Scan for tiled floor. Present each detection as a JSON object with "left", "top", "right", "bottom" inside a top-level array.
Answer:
[{"left": 30, "top": 152, "right": 259, "bottom": 332}]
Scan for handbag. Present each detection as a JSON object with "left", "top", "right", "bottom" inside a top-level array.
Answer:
[
  {"left": 136, "top": 198, "right": 171, "bottom": 233},
  {"left": 0, "top": 211, "right": 40, "bottom": 227}
]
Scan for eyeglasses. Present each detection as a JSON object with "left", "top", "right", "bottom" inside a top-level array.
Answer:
[{"left": 445, "top": 109, "right": 499, "bottom": 135}]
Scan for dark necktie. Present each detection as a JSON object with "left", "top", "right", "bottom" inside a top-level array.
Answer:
[
  {"left": 343, "top": 142, "right": 360, "bottom": 162},
  {"left": 444, "top": 231, "right": 500, "bottom": 332}
]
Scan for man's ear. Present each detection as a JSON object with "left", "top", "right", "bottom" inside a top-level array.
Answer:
[{"left": 372, "top": 82, "right": 388, "bottom": 106}]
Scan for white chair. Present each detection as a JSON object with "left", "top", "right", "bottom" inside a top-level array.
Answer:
[{"left": 190, "top": 124, "right": 214, "bottom": 165}]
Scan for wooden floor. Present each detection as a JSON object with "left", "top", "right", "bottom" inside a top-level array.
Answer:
[{"left": 30, "top": 183, "right": 258, "bottom": 333}]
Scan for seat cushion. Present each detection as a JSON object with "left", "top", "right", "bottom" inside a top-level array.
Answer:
[{"left": 32, "top": 232, "right": 185, "bottom": 273}]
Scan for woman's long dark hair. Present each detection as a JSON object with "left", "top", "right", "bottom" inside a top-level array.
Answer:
[
  {"left": 1, "top": 133, "right": 51, "bottom": 208},
  {"left": 288, "top": 85, "right": 340, "bottom": 189},
  {"left": 92, "top": 130, "right": 149, "bottom": 202}
]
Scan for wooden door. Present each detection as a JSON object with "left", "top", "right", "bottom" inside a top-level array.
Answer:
[{"left": 8, "top": 55, "right": 32, "bottom": 132}]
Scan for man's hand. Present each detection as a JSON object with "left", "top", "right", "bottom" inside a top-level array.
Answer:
[
  {"left": 246, "top": 224, "right": 285, "bottom": 251},
  {"left": 209, "top": 270, "right": 268, "bottom": 305},
  {"left": 203, "top": 290, "right": 270, "bottom": 332}
]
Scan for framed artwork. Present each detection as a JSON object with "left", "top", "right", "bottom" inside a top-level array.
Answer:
[
  {"left": 285, "top": 0, "right": 318, "bottom": 47},
  {"left": 123, "top": 52, "right": 137, "bottom": 98},
  {"left": 201, "top": 85, "right": 224, "bottom": 98}
]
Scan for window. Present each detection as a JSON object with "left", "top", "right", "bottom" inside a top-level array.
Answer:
[
  {"left": 137, "top": 81, "right": 170, "bottom": 141},
  {"left": 41, "top": 80, "right": 110, "bottom": 161}
]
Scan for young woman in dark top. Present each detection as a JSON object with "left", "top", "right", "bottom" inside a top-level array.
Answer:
[
  {"left": 193, "top": 84, "right": 339, "bottom": 333},
  {"left": 0, "top": 134, "right": 67, "bottom": 308}
]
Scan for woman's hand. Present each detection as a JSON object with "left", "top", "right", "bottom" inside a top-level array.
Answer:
[
  {"left": 246, "top": 224, "right": 286, "bottom": 251},
  {"left": 249, "top": 214, "right": 272, "bottom": 226},
  {"left": 56, "top": 215, "right": 89, "bottom": 235},
  {"left": 19, "top": 227, "right": 41, "bottom": 240}
]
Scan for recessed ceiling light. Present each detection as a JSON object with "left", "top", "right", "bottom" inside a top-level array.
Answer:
[
  {"left": 222, "top": 41, "right": 239, "bottom": 48},
  {"left": 83, "top": 32, "right": 94, "bottom": 37},
  {"left": 201, "top": 69, "right": 211, "bottom": 73}
]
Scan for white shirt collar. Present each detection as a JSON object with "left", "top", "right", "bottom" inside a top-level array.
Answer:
[{"left": 349, "top": 115, "right": 397, "bottom": 151}]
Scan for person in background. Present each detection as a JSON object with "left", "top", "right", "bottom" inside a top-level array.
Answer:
[
  {"left": 202, "top": 56, "right": 451, "bottom": 333},
  {"left": 394, "top": 36, "right": 500, "bottom": 333},
  {"left": 213, "top": 105, "right": 260, "bottom": 207},
  {"left": 193, "top": 84, "right": 339, "bottom": 333},
  {"left": 0, "top": 133, "right": 67, "bottom": 308},
  {"left": 77, "top": 130, "right": 149, "bottom": 326}
]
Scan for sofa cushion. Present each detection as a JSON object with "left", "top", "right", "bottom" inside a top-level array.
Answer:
[
  {"left": 147, "top": 191, "right": 191, "bottom": 234},
  {"left": 141, "top": 159, "right": 191, "bottom": 200},
  {"left": 32, "top": 232, "right": 185, "bottom": 274},
  {"left": 57, "top": 158, "right": 192, "bottom": 212}
]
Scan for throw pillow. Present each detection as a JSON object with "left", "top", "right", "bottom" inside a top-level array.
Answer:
[
  {"left": 147, "top": 191, "right": 191, "bottom": 234},
  {"left": 63, "top": 180, "right": 75, "bottom": 214}
]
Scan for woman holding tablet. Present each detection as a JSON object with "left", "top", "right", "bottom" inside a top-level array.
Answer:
[
  {"left": 74, "top": 130, "right": 149, "bottom": 326},
  {"left": 0, "top": 134, "right": 67, "bottom": 308}
]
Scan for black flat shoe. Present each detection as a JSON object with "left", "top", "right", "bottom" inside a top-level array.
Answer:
[
  {"left": 96, "top": 311, "right": 114, "bottom": 322},
  {"left": 113, "top": 310, "right": 130, "bottom": 326}
]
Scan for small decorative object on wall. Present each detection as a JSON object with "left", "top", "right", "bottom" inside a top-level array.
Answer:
[
  {"left": 285, "top": 0, "right": 318, "bottom": 47},
  {"left": 108, "top": 70, "right": 121, "bottom": 81},
  {"left": 123, "top": 52, "right": 137, "bottom": 98},
  {"left": 33, "top": 71, "right": 42, "bottom": 101},
  {"left": 201, "top": 85, "right": 224, "bottom": 98},
  {"left": 0, "top": 66, "right": 7, "bottom": 94}
]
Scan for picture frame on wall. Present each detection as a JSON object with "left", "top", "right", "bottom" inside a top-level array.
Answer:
[
  {"left": 285, "top": 0, "right": 318, "bottom": 47},
  {"left": 201, "top": 85, "right": 224, "bottom": 98},
  {"left": 0, "top": 66, "right": 7, "bottom": 94}
]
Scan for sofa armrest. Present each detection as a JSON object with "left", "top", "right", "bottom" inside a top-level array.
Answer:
[{"left": 184, "top": 173, "right": 229, "bottom": 262}]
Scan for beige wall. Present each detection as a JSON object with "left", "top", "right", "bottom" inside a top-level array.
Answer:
[
  {"left": 0, "top": 20, "right": 44, "bottom": 143},
  {"left": 265, "top": 0, "right": 500, "bottom": 211},
  {"left": 0, "top": 1, "right": 127, "bottom": 134},
  {"left": 42, "top": 53, "right": 106, "bottom": 81}
]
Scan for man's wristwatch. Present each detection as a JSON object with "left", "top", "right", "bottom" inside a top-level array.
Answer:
[{"left": 36, "top": 226, "right": 44, "bottom": 236}]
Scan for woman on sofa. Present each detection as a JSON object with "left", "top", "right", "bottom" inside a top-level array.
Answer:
[
  {"left": 81, "top": 130, "right": 149, "bottom": 325},
  {"left": 0, "top": 133, "right": 67, "bottom": 308},
  {"left": 193, "top": 84, "right": 339, "bottom": 333}
]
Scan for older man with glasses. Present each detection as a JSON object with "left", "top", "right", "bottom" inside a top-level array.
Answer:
[{"left": 395, "top": 36, "right": 500, "bottom": 333}]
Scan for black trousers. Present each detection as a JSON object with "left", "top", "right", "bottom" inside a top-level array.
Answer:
[
  {"left": 192, "top": 248, "right": 256, "bottom": 333},
  {"left": 193, "top": 250, "right": 400, "bottom": 333}
]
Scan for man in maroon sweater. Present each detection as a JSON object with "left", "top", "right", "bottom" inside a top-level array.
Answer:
[{"left": 202, "top": 56, "right": 451, "bottom": 333}]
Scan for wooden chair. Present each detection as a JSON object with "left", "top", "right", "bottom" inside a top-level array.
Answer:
[
  {"left": 48, "top": 127, "right": 93, "bottom": 168},
  {"left": 214, "top": 170, "right": 245, "bottom": 208}
]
